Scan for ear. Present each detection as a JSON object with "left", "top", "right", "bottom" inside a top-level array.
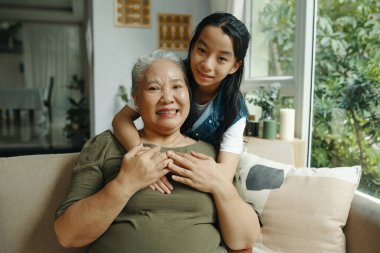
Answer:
[
  {"left": 228, "top": 61, "right": 242, "bottom": 75},
  {"left": 133, "top": 95, "right": 139, "bottom": 112}
]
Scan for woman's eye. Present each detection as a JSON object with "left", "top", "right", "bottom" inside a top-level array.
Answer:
[
  {"left": 148, "top": 86, "right": 160, "bottom": 91},
  {"left": 173, "top": 84, "right": 182, "bottom": 89}
]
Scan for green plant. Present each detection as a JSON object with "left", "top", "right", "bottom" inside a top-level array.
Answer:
[
  {"left": 0, "top": 22, "right": 22, "bottom": 43},
  {"left": 64, "top": 75, "right": 89, "bottom": 140},
  {"left": 247, "top": 82, "right": 281, "bottom": 119},
  {"left": 117, "top": 85, "right": 130, "bottom": 103},
  {"left": 259, "top": 0, "right": 380, "bottom": 197}
]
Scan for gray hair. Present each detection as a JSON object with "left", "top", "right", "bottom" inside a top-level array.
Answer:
[{"left": 131, "top": 50, "right": 188, "bottom": 96}]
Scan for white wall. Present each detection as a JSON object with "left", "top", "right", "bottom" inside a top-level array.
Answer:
[{"left": 92, "top": 0, "right": 210, "bottom": 134}]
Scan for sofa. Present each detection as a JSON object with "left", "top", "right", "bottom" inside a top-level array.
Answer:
[{"left": 1, "top": 152, "right": 380, "bottom": 253}]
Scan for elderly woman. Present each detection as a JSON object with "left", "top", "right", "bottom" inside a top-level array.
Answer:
[{"left": 54, "top": 50, "right": 260, "bottom": 253}]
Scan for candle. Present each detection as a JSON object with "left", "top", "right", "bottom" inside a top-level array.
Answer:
[
  {"left": 263, "top": 119, "right": 277, "bottom": 139},
  {"left": 280, "top": 108, "right": 295, "bottom": 140}
]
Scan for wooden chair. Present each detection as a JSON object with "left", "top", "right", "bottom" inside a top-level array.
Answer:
[{"left": 43, "top": 77, "right": 54, "bottom": 123}]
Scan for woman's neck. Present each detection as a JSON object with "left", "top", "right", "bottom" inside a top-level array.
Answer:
[{"left": 139, "top": 129, "right": 193, "bottom": 147}]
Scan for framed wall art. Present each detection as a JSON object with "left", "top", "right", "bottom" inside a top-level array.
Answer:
[
  {"left": 158, "top": 13, "right": 191, "bottom": 51},
  {"left": 115, "top": 0, "right": 150, "bottom": 28}
]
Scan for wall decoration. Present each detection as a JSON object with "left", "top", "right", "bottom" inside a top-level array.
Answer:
[
  {"left": 158, "top": 14, "right": 191, "bottom": 51},
  {"left": 115, "top": 0, "right": 150, "bottom": 27}
]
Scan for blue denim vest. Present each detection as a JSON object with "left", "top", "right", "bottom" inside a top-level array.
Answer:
[{"left": 185, "top": 85, "right": 248, "bottom": 151}]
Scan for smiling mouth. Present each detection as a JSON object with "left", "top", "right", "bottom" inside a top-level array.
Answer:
[
  {"left": 156, "top": 109, "right": 179, "bottom": 116},
  {"left": 197, "top": 70, "right": 213, "bottom": 79}
]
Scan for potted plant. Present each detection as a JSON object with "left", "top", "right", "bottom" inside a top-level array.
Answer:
[
  {"left": 248, "top": 82, "right": 281, "bottom": 120},
  {"left": 117, "top": 85, "right": 130, "bottom": 103},
  {"left": 247, "top": 83, "right": 281, "bottom": 139},
  {"left": 64, "top": 75, "right": 89, "bottom": 147}
]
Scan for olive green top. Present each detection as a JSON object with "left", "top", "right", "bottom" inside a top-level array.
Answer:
[{"left": 55, "top": 130, "right": 227, "bottom": 253}]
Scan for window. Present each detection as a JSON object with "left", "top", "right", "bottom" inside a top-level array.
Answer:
[
  {"left": 312, "top": 0, "right": 380, "bottom": 198},
  {"left": 244, "top": 0, "right": 380, "bottom": 199},
  {"left": 243, "top": 0, "right": 315, "bottom": 152}
]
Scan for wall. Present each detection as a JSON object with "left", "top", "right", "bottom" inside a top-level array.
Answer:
[{"left": 92, "top": 0, "right": 210, "bottom": 134}]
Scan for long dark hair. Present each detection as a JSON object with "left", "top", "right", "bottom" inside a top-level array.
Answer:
[{"left": 182, "top": 12, "right": 251, "bottom": 148}]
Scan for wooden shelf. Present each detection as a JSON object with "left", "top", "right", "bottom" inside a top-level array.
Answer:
[{"left": 244, "top": 136, "right": 306, "bottom": 167}]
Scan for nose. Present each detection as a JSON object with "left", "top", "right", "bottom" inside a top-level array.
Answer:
[
  {"left": 201, "top": 56, "right": 213, "bottom": 71},
  {"left": 160, "top": 88, "right": 174, "bottom": 104}
]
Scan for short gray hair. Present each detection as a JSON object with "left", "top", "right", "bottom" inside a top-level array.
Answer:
[{"left": 131, "top": 50, "right": 188, "bottom": 96}]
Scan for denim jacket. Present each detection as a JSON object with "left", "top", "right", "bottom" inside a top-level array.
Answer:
[{"left": 184, "top": 85, "right": 248, "bottom": 151}]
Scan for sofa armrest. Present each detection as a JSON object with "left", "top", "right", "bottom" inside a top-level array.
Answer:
[{"left": 345, "top": 191, "right": 380, "bottom": 253}]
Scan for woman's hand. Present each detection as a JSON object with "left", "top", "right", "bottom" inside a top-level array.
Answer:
[
  {"left": 116, "top": 143, "right": 172, "bottom": 195},
  {"left": 166, "top": 150, "right": 227, "bottom": 194},
  {"left": 135, "top": 146, "right": 173, "bottom": 194}
]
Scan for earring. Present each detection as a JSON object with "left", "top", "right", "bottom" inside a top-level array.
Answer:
[{"left": 135, "top": 105, "right": 138, "bottom": 111}]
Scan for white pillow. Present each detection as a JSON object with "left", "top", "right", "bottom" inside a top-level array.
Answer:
[{"left": 235, "top": 152, "right": 361, "bottom": 253}]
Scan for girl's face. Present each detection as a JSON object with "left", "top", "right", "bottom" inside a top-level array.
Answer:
[
  {"left": 134, "top": 59, "right": 190, "bottom": 135},
  {"left": 190, "top": 25, "right": 241, "bottom": 92}
]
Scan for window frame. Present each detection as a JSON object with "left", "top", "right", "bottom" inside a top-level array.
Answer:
[{"left": 242, "top": 0, "right": 317, "bottom": 166}]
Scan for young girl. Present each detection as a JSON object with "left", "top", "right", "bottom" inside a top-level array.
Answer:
[{"left": 113, "top": 12, "right": 251, "bottom": 194}]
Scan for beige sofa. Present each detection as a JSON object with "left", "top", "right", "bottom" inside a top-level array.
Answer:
[{"left": 1, "top": 153, "right": 380, "bottom": 253}]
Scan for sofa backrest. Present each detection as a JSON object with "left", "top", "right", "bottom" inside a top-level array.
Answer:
[
  {"left": 0, "top": 153, "right": 86, "bottom": 253},
  {"left": 1, "top": 153, "right": 380, "bottom": 253}
]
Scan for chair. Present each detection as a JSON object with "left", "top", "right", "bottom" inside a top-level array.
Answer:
[{"left": 43, "top": 77, "right": 54, "bottom": 123}]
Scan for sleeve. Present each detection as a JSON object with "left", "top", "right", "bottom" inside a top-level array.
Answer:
[
  {"left": 219, "top": 117, "right": 246, "bottom": 154},
  {"left": 54, "top": 131, "right": 113, "bottom": 219}
]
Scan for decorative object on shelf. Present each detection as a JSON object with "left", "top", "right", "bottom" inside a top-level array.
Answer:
[
  {"left": 158, "top": 13, "right": 191, "bottom": 51},
  {"left": 263, "top": 119, "right": 277, "bottom": 139},
  {"left": 279, "top": 108, "right": 295, "bottom": 140},
  {"left": 247, "top": 82, "right": 281, "bottom": 120},
  {"left": 64, "top": 75, "right": 89, "bottom": 147},
  {"left": 246, "top": 115, "right": 260, "bottom": 137},
  {"left": 247, "top": 83, "right": 281, "bottom": 139},
  {"left": 115, "top": 0, "right": 150, "bottom": 28}
]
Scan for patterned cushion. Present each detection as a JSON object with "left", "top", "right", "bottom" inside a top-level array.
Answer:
[{"left": 235, "top": 152, "right": 361, "bottom": 253}]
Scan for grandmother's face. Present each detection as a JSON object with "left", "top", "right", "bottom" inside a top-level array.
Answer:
[{"left": 133, "top": 59, "right": 190, "bottom": 135}]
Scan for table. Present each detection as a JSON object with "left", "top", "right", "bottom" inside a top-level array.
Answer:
[
  {"left": 0, "top": 88, "right": 44, "bottom": 110},
  {"left": 0, "top": 88, "right": 44, "bottom": 128}
]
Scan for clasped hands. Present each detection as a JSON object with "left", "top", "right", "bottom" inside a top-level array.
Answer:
[{"left": 119, "top": 143, "right": 225, "bottom": 195}]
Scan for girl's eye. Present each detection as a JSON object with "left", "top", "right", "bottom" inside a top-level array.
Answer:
[
  {"left": 197, "top": 47, "right": 206, "bottom": 54},
  {"left": 218, "top": 56, "right": 228, "bottom": 62}
]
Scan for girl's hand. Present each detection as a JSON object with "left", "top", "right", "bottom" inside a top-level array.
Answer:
[
  {"left": 166, "top": 150, "right": 227, "bottom": 194},
  {"left": 149, "top": 176, "right": 173, "bottom": 194}
]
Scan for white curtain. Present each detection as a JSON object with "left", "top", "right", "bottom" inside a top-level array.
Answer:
[
  {"left": 21, "top": 23, "right": 83, "bottom": 114},
  {"left": 209, "top": 0, "right": 245, "bottom": 20}
]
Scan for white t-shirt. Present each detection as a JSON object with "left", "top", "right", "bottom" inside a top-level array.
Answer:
[{"left": 219, "top": 117, "right": 246, "bottom": 154}]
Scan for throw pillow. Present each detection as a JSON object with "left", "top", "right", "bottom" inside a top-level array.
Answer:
[{"left": 235, "top": 152, "right": 361, "bottom": 253}]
